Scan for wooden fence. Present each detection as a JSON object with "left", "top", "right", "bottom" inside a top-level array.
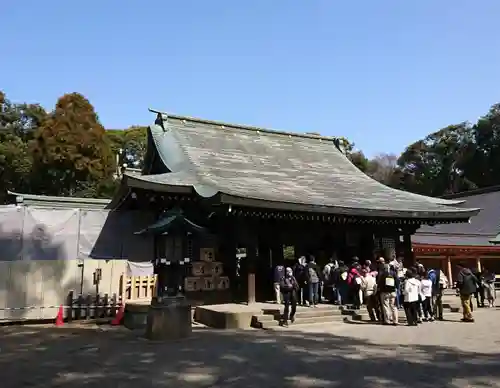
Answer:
[
  {"left": 66, "top": 290, "right": 122, "bottom": 321},
  {"left": 66, "top": 274, "right": 156, "bottom": 321},
  {"left": 120, "top": 273, "right": 157, "bottom": 302}
]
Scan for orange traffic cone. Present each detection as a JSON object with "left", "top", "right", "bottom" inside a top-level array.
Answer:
[
  {"left": 55, "top": 305, "right": 64, "bottom": 327},
  {"left": 111, "top": 304, "right": 124, "bottom": 326}
]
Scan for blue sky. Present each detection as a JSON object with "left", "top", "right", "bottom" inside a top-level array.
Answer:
[{"left": 2, "top": 1, "right": 500, "bottom": 157}]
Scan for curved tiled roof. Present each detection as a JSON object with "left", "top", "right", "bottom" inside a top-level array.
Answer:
[{"left": 132, "top": 111, "right": 479, "bottom": 222}]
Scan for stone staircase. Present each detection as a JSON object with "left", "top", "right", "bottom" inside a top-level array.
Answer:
[
  {"left": 251, "top": 304, "right": 351, "bottom": 330},
  {"left": 250, "top": 299, "right": 465, "bottom": 329},
  {"left": 346, "top": 302, "right": 462, "bottom": 324}
]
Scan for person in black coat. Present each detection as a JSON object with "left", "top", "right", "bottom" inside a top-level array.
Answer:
[
  {"left": 456, "top": 265, "right": 478, "bottom": 322},
  {"left": 293, "top": 258, "right": 308, "bottom": 305},
  {"left": 280, "top": 267, "right": 299, "bottom": 326}
]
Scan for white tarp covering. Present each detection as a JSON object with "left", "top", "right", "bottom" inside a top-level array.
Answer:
[
  {"left": 22, "top": 208, "right": 79, "bottom": 261},
  {"left": 0, "top": 206, "right": 155, "bottom": 262},
  {"left": 0, "top": 206, "right": 24, "bottom": 261},
  {"left": 127, "top": 261, "right": 154, "bottom": 276}
]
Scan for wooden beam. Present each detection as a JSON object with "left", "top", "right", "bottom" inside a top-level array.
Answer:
[
  {"left": 415, "top": 255, "right": 444, "bottom": 259},
  {"left": 413, "top": 243, "right": 500, "bottom": 254}
]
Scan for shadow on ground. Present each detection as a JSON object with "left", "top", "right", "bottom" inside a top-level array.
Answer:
[{"left": 0, "top": 323, "right": 499, "bottom": 388}]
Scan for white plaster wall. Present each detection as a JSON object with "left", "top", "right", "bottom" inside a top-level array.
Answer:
[{"left": 0, "top": 259, "right": 127, "bottom": 321}]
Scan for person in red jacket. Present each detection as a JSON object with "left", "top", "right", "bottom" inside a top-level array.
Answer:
[{"left": 347, "top": 262, "right": 363, "bottom": 309}]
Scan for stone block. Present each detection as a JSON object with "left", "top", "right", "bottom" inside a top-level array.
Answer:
[{"left": 145, "top": 297, "right": 192, "bottom": 341}]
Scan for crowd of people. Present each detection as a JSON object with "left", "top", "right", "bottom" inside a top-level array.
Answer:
[{"left": 274, "top": 255, "right": 496, "bottom": 327}]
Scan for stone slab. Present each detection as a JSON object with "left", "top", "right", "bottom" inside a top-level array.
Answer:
[
  {"left": 194, "top": 303, "right": 263, "bottom": 329},
  {"left": 145, "top": 298, "right": 192, "bottom": 341}
]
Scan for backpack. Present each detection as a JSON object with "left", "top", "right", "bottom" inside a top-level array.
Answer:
[
  {"left": 323, "top": 263, "right": 336, "bottom": 283},
  {"left": 280, "top": 276, "right": 296, "bottom": 291},
  {"left": 309, "top": 266, "right": 319, "bottom": 283}
]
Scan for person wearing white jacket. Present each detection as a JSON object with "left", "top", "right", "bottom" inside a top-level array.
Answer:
[{"left": 403, "top": 270, "right": 421, "bottom": 326}]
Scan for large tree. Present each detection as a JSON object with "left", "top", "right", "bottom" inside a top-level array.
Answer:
[
  {"left": 367, "top": 153, "right": 398, "bottom": 186},
  {"left": 461, "top": 104, "right": 500, "bottom": 188},
  {"left": 396, "top": 123, "right": 476, "bottom": 196},
  {"left": 31, "top": 93, "right": 116, "bottom": 197},
  {"left": 107, "top": 125, "right": 147, "bottom": 170},
  {"left": 0, "top": 91, "right": 47, "bottom": 203}
]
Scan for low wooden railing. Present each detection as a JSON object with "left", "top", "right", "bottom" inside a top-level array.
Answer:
[{"left": 120, "top": 274, "right": 157, "bottom": 303}]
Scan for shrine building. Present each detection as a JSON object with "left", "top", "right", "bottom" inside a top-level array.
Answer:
[
  {"left": 412, "top": 186, "right": 500, "bottom": 284},
  {"left": 108, "top": 110, "right": 480, "bottom": 304}
]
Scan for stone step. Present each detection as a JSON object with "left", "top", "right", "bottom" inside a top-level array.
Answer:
[
  {"left": 264, "top": 321, "right": 345, "bottom": 331},
  {"left": 252, "top": 306, "right": 348, "bottom": 329},
  {"left": 349, "top": 311, "right": 461, "bottom": 323},
  {"left": 257, "top": 308, "right": 344, "bottom": 321},
  {"left": 258, "top": 314, "right": 345, "bottom": 329}
]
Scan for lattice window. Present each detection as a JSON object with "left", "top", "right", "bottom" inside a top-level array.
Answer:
[{"left": 381, "top": 237, "right": 396, "bottom": 260}]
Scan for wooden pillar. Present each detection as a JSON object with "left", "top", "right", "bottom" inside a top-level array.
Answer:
[
  {"left": 257, "top": 241, "right": 271, "bottom": 301},
  {"left": 476, "top": 256, "right": 482, "bottom": 272},
  {"left": 219, "top": 225, "right": 237, "bottom": 303},
  {"left": 403, "top": 232, "right": 414, "bottom": 268},
  {"left": 246, "top": 245, "right": 257, "bottom": 304},
  {"left": 446, "top": 256, "right": 453, "bottom": 284}
]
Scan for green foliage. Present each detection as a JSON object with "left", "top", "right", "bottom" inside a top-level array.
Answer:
[
  {"left": 107, "top": 126, "right": 147, "bottom": 169},
  {"left": 0, "top": 92, "right": 48, "bottom": 202},
  {"left": 30, "top": 93, "right": 116, "bottom": 196}
]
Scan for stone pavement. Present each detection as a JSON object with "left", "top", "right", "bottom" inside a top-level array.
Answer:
[{"left": 1, "top": 308, "right": 500, "bottom": 388}]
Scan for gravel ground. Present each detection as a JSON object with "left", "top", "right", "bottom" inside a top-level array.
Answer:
[{"left": 1, "top": 308, "right": 499, "bottom": 388}]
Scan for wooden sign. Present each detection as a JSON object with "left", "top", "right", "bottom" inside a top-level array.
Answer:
[
  {"left": 192, "top": 262, "right": 207, "bottom": 277},
  {"left": 211, "top": 262, "right": 223, "bottom": 276},
  {"left": 203, "top": 277, "right": 215, "bottom": 291},
  {"left": 185, "top": 277, "right": 202, "bottom": 292},
  {"left": 200, "top": 248, "right": 215, "bottom": 262},
  {"left": 216, "top": 276, "right": 230, "bottom": 290}
]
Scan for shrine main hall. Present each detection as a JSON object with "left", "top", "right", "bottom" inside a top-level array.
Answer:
[{"left": 108, "top": 110, "right": 479, "bottom": 305}]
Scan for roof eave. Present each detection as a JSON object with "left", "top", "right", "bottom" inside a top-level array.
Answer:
[
  {"left": 413, "top": 243, "right": 500, "bottom": 252},
  {"left": 125, "top": 175, "right": 193, "bottom": 194},
  {"left": 490, "top": 234, "right": 500, "bottom": 245},
  {"left": 219, "top": 193, "right": 480, "bottom": 222}
]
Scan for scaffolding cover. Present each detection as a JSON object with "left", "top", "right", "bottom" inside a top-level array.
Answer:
[
  {"left": 0, "top": 207, "right": 23, "bottom": 261},
  {"left": 22, "top": 208, "right": 79, "bottom": 261}
]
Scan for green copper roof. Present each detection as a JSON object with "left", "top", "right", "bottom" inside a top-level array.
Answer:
[
  {"left": 128, "top": 111, "right": 480, "bottom": 222},
  {"left": 135, "top": 208, "right": 207, "bottom": 235}
]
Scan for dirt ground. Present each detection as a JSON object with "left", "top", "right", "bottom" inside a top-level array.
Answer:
[{"left": 1, "top": 307, "right": 500, "bottom": 387}]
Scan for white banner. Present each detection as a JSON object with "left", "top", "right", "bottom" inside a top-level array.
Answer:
[{"left": 127, "top": 261, "right": 154, "bottom": 276}]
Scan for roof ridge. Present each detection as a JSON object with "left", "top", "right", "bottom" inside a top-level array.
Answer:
[{"left": 149, "top": 109, "right": 337, "bottom": 143}]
